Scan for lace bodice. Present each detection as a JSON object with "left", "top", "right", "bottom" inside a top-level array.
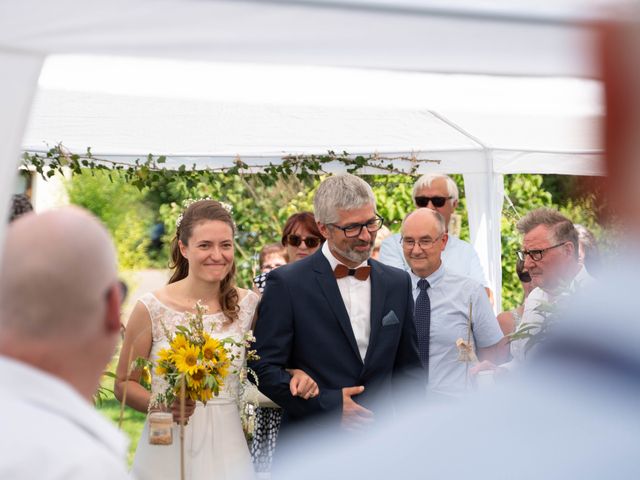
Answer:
[{"left": 139, "top": 291, "right": 259, "bottom": 402}]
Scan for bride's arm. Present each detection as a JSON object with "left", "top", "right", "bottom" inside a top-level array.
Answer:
[{"left": 114, "top": 301, "right": 153, "bottom": 413}]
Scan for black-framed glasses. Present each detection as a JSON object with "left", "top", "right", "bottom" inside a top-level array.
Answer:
[
  {"left": 286, "top": 234, "right": 322, "bottom": 249},
  {"left": 414, "top": 196, "right": 452, "bottom": 208},
  {"left": 328, "top": 214, "right": 384, "bottom": 238},
  {"left": 516, "top": 242, "right": 568, "bottom": 262},
  {"left": 401, "top": 234, "right": 443, "bottom": 250}
]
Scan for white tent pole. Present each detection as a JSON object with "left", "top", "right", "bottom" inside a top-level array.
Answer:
[
  {"left": 0, "top": 50, "right": 44, "bottom": 246},
  {"left": 427, "top": 111, "right": 503, "bottom": 308}
]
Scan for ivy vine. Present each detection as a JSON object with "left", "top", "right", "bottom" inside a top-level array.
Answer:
[{"left": 21, "top": 144, "right": 440, "bottom": 190}]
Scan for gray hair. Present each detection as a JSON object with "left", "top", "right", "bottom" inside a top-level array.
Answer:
[
  {"left": 314, "top": 173, "right": 376, "bottom": 224},
  {"left": 412, "top": 173, "right": 459, "bottom": 201},
  {"left": 402, "top": 208, "right": 447, "bottom": 236},
  {"left": 517, "top": 208, "right": 579, "bottom": 256}
]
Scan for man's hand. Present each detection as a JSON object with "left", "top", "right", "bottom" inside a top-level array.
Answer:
[
  {"left": 341, "top": 386, "right": 373, "bottom": 429},
  {"left": 287, "top": 368, "right": 319, "bottom": 399}
]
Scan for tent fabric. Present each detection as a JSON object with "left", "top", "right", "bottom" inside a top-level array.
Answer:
[{"left": 0, "top": 0, "right": 611, "bottom": 309}]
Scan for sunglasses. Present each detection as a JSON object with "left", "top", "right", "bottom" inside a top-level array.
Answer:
[
  {"left": 286, "top": 234, "right": 322, "bottom": 249},
  {"left": 414, "top": 196, "right": 452, "bottom": 208}
]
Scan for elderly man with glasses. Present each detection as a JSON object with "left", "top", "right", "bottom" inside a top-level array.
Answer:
[
  {"left": 252, "top": 173, "right": 424, "bottom": 445},
  {"left": 507, "top": 207, "right": 593, "bottom": 366},
  {"left": 401, "top": 208, "right": 507, "bottom": 399},
  {"left": 379, "top": 173, "right": 491, "bottom": 299}
]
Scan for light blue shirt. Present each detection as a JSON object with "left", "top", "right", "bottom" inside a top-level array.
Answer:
[
  {"left": 409, "top": 264, "right": 503, "bottom": 398},
  {"left": 379, "top": 232, "right": 488, "bottom": 287}
]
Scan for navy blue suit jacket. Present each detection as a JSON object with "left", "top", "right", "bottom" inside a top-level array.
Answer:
[{"left": 251, "top": 249, "right": 424, "bottom": 428}]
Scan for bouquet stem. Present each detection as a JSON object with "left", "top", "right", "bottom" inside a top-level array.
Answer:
[
  {"left": 119, "top": 346, "right": 135, "bottom": 429},
  {"left": 180, "top": 376, "right": 186, "bottom": 480}
]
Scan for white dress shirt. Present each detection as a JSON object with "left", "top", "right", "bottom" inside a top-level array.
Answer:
[
  {"left": 379, "top": 232, "right": 488, "bottom": 286},
  {"left": 0, "top": 356, "right": 131, "bottom": 480},
  {"left": 322, "top": 241, "right": 371, "bottom": 361},
  {"left": 409, "top": 264, "right": 503, "bottom": 398}
]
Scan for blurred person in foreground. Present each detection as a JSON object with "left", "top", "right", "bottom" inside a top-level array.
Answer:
[
  {"left": 276, "top": 16, "right": 640, "bottom": 480},
  {"left": 252, "top": 173, "right": 423, "bottom": 446},
  {"left": 401, "top": 208, "right": 508, "bottom": 399},
  {"left": 0, "top": 207, "right": 129, "bottom": 479}
]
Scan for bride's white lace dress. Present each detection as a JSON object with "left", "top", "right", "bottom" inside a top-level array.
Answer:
[{"left": 131, "top": 291, "right": 259, "bottom": 480}]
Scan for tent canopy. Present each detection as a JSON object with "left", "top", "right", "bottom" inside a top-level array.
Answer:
[{"left": 1, "top": 0, "right": 614, "bottom": 309}]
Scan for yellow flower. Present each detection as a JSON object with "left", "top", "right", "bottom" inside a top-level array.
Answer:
[
  {"left": 155, "top": 348, "right": 172, "bottom": 375},
  {"left": 170, "top": 334, "right": 189, "bottom": 352},
  {"left": 186, "top": 365, "right": 206, "bottom": 389},
  {"left": 202, "top": 337, "right": 223, "bottom": 362},
  {"left": 173, "top": 344, "right": 201, "bottom": 375}
]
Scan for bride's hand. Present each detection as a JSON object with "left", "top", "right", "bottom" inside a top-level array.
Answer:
[
  {"left": 287, "top": 368, "right": 319, "bottom": 400},
  {"left": 168, "top": 397, "right": 197, "bottom": 425}
]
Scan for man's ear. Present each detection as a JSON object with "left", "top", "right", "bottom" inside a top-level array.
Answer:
[
  {"left": 104, "top": 283, "right": 122, "bottom": 334},
  {"left": 451, "top": 198, "right": 459, "bottom": 210},
  {"left": 317, "top": 222, "right": 330, "bottom": 240},
  {"left": 440, "top": 232, "right": 449, "bottom": 251},
  {"left": 564, "top": 241, "right": 576, "bottom": 260}
]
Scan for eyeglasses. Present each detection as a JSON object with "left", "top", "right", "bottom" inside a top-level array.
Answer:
[
  {"left": 328, "top": 214, "right": 384, "bottom": 238},
  {"left": 516, "top": 242, "right": 568, "bottom": 262},
  {"left": 414, "top": 196, "right": 452, "bottom": 208},
  {"left": 401, "top": 234, "right": 443, "bottom": 250},
  {"left": 286, "top": 234, "right": 322, "bottom": 249}
]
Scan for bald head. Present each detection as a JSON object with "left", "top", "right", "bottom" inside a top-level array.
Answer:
[
  {"left": 0, "top": 207, "right": 118, "bottom": 339},
  {"left": 403, "top": 208, "right": 447, "bottom": 237}
]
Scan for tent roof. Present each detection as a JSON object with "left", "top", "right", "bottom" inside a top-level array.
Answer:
[
  {"left": 1, "top": 0, "right": 607, "bottom": 77},
  {"left": 24, "top": 55, "right": 604, "bottom": 175}
]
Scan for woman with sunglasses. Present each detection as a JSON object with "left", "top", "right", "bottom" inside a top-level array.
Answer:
[
  {"left": 496, "top": 259, "right": 535, "bottom": 335},
  {"left": 250, "top": 211, "right": 324, "bottom": 474},
  {"left": 253, "top": 212, "right": 324, "bottom": 293}
]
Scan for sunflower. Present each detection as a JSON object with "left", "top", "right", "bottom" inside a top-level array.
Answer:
[
  {"left": 173, "top": 344, "right": 201, "bottom": 375},
  {"left": 186, "top": 365, "right": 206, "bottom": 389},
  {"left": 202, "top": 336, "right": 223, "bottom": 362},
  {"left": 170, "top": 334, "right": 189, "bottom": 352},
  {"left": 155, "top": 347, "right": 172, "bottom": 375}
]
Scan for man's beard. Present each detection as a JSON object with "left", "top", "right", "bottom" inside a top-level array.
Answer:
[{"left": 333, "top": 240, "right": 373, "bottom": 264}]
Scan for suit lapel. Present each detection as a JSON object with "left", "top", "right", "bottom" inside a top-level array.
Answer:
[
  {"left": 312, "top": 251, "right": 362, "bottom": 363},
  {"left": 363, "top": 259, "right": 386, "bottom": 366}
]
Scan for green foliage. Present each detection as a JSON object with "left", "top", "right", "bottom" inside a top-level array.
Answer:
[
  {"left": 155, "top": 173, "right": 319, "bottom": 287},
  {"left": 500, "top": 174, "right": 555, "bottom": 311},
  {"left": 50, "top": 147, "right": 604, "bottom": 308},
  {"left": 66, "top": 170, "right": 158, "bottom": 269}
]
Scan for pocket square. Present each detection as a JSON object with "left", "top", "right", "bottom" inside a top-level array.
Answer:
[{"left": 382, "top": 310, "right": 400, "bottom": 326}]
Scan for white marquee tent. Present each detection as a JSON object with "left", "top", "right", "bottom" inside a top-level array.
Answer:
[{"left": 0, "top": 0, "right": 613, "bottom": 308}]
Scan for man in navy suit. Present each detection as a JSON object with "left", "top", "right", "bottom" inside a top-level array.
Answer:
[{"left": 252, "top": 173, "right": 424, "bottom": 432}]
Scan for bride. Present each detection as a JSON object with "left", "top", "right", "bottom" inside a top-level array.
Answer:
[{"left": 115, "top": 200, "right": 317, "bottom": 480}]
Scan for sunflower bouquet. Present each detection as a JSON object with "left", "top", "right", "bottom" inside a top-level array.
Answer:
[{"left": 148, "top": 301, "right": 239, "bottom": 409}]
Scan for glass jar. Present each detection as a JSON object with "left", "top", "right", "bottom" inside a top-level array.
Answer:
[{"left": 148, "top": 412, "right": 173, "bottom": 445}]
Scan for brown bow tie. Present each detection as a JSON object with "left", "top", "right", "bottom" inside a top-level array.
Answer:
[{"left": 334, "top": 264, "right": 371, "bottom": 281}]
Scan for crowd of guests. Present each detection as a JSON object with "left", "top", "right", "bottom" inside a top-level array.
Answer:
[{"left": 1, "top": 172, "right": 604, "bottom": 480}]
